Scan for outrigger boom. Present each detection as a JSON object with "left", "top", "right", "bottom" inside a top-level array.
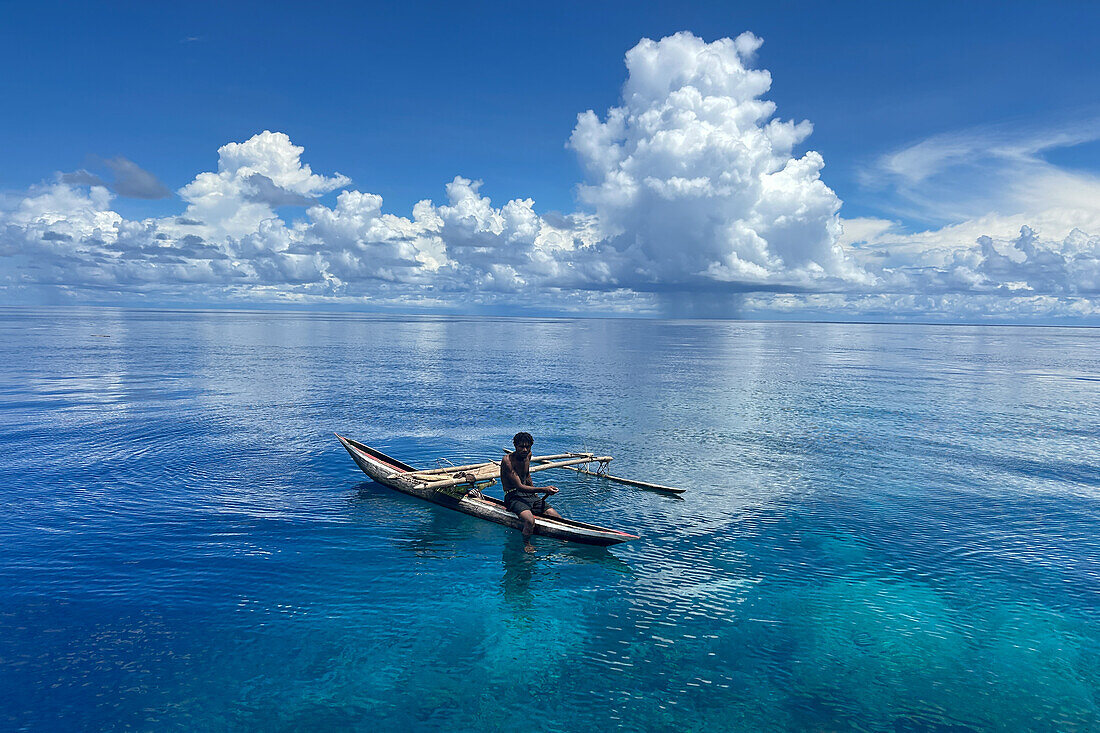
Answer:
[
  {"left": 503, "top": 448, "right": 686, "bottom": 495},
  {"left": 410, "top": 454, "right": 614, "bottom": 491}
]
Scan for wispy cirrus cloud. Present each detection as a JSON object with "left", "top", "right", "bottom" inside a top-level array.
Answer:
[
  {"left": 861, "top": 115, "right": 1100, "bottom": 231},
  {"left": 873, "top": 119, "right": 1100, "bottom": 185}
]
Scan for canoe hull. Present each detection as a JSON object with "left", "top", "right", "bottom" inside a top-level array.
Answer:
[{"left": 336, "top": 435, "right": 638, "bottom": 546}]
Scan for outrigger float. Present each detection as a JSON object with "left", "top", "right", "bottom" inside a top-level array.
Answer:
[{"left": 335, "top": 435, "right": 684, "bottom": 546}]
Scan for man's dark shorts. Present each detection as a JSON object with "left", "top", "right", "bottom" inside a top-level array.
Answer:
[{"left": 504, "top": 492, "right": 551, "bottom": 517}]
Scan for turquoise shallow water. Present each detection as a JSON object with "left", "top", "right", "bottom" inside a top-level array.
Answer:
[{"left": 1, "top": 308, "right": 1098, "bottom": 731}]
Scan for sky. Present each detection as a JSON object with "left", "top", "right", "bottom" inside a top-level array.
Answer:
[{"left": 2, "top": 0, "right": 1100, "bottom": 322}]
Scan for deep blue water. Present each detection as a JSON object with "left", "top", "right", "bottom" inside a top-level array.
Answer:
[{"left": 1, "top": 308, "right": 1098, "bottom": 731}]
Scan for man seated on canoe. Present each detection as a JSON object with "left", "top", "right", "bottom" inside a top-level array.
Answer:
[{"left": 501, "top": 432, "right": 561, "bottom": 552}]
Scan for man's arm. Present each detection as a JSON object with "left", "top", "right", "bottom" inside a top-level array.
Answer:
[{"left": 501, "top": 458, "right": 557, "bottom": 494}]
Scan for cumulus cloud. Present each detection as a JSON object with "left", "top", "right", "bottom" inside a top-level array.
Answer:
[
  {"left": 568, "top": 31, "right": 866, "bottom": 304},
  {"left": 241, "top": 173, "right": 318, "bottom": 207},
  {"left": 175, "top": 130, "right": 352, "bottom": 240},
  {"left": 776, "top": 222, "right": 1100, "bottom": 322},
  {"left": 935, "top": 226, "right": 1100, "bottom": 297},
  {"left": 819, "top": 114, "right": 1100, "bottom": 320},
  {"left": 1, "top": 33, "right": 1098, "bottom": 322}
]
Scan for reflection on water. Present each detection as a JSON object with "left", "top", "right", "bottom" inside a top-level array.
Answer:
[
  {"left": 501, "top": 541, "right": 633, "bottom": 620},
  {"left": 500, "top": 546, "right": 536, "bottom": 616},
  {"left": 1, "top": 308, "right": 1099, "bottom": 730}
]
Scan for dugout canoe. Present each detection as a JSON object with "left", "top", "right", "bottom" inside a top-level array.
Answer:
[{"left": 335, "top": 435, "right": 639, "bottom": 546}]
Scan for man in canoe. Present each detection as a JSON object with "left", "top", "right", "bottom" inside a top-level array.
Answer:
[{"left": 501, "top": 431, "right": 561, "bottom": 552}]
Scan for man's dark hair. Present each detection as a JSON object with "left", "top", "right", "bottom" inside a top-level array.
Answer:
[{"left": 512, "top": 431, "right": 534, "bottom": 448}]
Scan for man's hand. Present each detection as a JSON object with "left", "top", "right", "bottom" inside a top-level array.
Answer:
[{"left": 543, "top": 485, "right": 559, "bottom": 495}]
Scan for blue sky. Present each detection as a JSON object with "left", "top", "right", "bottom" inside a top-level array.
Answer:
[{"left": 3, "top": 1, "right": 1100, "bottom": 321}]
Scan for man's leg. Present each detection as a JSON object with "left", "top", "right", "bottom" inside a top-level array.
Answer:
[
  {"left": 518, "top": 509, "right": 537, "bottom": 552},
  {"left": 534, "top": 496, "right": 562, "bottom": 521}
]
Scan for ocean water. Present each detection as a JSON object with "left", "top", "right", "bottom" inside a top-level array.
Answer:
[{"left": 1, "top": 308, "right": 1098, "bottom": 731}]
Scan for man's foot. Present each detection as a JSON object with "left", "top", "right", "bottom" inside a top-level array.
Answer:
[{"left": 524, "top": 543, "right": 536, "bottom": 553}]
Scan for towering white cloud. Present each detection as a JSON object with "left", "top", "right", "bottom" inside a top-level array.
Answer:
[
  {"left": 569, "top": 31, "right": 862, "bottom": 298},
  {"left": 177, "top": 130, "right": 351, "bottom": 240},
  {"left": 1, "top": 33, "right": 1097, "bottom": 321}
]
